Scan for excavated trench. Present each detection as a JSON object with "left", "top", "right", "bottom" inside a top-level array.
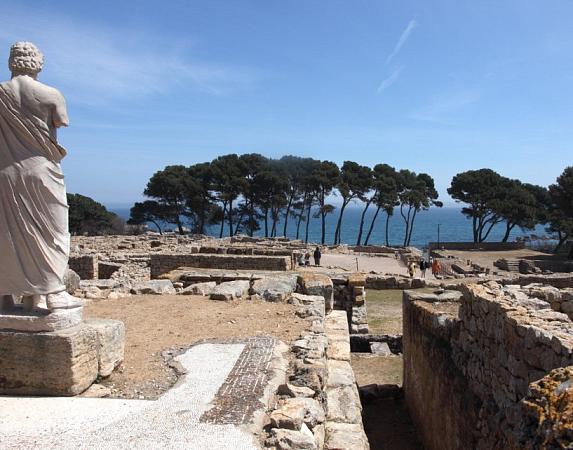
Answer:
[{"left": 349, "top": 289, "right": 422, "bottom": 450}]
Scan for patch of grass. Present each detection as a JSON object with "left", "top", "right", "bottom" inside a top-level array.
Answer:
[
  {"left": 351, "top": 354, "right": 403, "bottom": 386},
  {"left": 366, "top": 289, "right": 403, "bottom": 335}
]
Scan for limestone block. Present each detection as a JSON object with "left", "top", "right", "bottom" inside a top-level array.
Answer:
[
  {"left": 326, "top": 338, "right": 351, "bottom": 362},
  {"left": 370, "top": 342, "right": 392, "bottom": 355},
  {"left": 348, "top": 273, "right": 366, "bottom": 287},
  {"left": 270, "top": 401, "right": 306, "bottom": 430},
  {"left": 324, "top": 422, "right": 369, "bottom": 450},
  {"left": 84, "top": 318, "right": 125, "bottom": 377},
  {"left": 0, "top": 305, "right": 83, "bottom": 332},
  {"left": 326, "top": 360, "right": 356, "bottom": 388},
  {"left": 130, "top": 280, "right": 175, "bottom": 295},
  {"left": 325, "top": 385, "right": 362, "bottom": 423},
  {"left": 253, "top": 275, "right": 297, "bottom": 302},
  {"left": 278, "top": 383, "right": 316, "bottom": 398},
  {"left": 210, "top": 280, "right": 250, "bottom": 301},
  {"left": 268, "top": 427, "right": 317, "bottom": 450},
  {"left": 64, "top": 268, "right": 81, "bottom": 294},
  {"left": 0, "top": 324, "right": 99, "bottom": 396},
  {"left": 299, "top": 273, "right": 334, "bottom": 313},
  {"left": 180, "top": 281, "right": 217, "bottom": 296}
]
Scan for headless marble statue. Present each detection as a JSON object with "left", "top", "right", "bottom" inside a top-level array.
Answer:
[{"left": 0, "top": 42, "right": 81, "bottom": 314}]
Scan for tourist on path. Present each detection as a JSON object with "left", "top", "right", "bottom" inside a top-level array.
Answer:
[
  {"left": 419, "top": 259, "right": 427, "bottom": 278},
  {"left": 313, "top": 247, "right": 321, "bottom": 266},
  {"left": 408, "top": 261, "right": 416, "bottom": 278},
  {"left": 432, "top": 259, "right": 441, "bottom": 277}
]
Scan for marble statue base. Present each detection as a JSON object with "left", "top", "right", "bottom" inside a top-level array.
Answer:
[
  {"left": 0, "top": 319, "right": 125, "bottom": 396},
  {"left": 0, "top": 304, "right": 83, "bottom": 332}
]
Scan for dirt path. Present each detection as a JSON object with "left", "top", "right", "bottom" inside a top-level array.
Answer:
[{"left": 84, "top": 295, "right": 307, "bottom": 399}]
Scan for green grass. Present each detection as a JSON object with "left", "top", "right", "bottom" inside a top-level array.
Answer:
[{"left": 366, "top": 289, "right": 403, "bottom": 335}]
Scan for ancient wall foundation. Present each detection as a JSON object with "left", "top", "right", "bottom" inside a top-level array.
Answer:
[
  {"left": 403, "top": 284, "right": 573, "bottom": 449},
  {"left": 150, "top": 253, "right": 293, "bottom": 278},
  {"left": 68, "top": 255, "right": 98, "bottom": 280}
]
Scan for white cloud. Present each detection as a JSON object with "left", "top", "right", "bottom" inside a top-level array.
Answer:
[
  {"left": 409, "top": 90, "right": 482, "bottom": 123},
  {"left": 386, "top": 19, "right": 417, "bottom": 66},
  {"left": 377, "top": 65, "right": 403, "bottom": 94},
  {"left": 0, "top": 5, "right": 260, "bottom": 106}
]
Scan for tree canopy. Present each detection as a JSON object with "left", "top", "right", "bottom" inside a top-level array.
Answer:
[{"left": 68, "top": 193, "right": 120, "bottom": 235}]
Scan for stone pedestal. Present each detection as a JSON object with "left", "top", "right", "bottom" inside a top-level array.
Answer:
[
  {"left": 0, "top": 304, "right": 83, "bottom": 332},
  {"left": 0, "top": 319, "right": 125, "bottom": 396}
]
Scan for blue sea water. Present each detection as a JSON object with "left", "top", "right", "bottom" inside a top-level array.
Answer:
[{"left": 110, "top": 205, "right": 549, "bottom": 249}]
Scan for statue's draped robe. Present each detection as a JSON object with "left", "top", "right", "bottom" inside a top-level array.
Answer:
[{"left": 0, "top": 85, "right": 69, "bottom": 296}]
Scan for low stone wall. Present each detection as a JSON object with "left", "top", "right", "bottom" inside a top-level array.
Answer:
[
  {"left": 199, "top": 246, "right": 294, "bottom": 257},
  {"left": 98, "top": 262, "right": 122, "bottom": 280},
  {"left": 68, "top": 255, "right": 98, "bottom": 280},
  {"left": 352, "top": 245, "right": 395, "bottom": 254},
  {"left": 429, "top": 241, "right": 525, "bottom": 252},
  {"left": 365, "top": 274, "right": 425, "bottom": 290},
  {"left": 150, "top": 253, "right": 293, "bottom": 278},
  {"left": 403, "top": 284, "right": 573, "bottom": 449}
]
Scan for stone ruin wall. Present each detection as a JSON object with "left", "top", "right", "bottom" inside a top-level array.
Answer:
[
  {"left": 403, "top": 283, "right": 573, "bottom": 449},
  {"left": 68, "top": 255, "right": 98, "bottom": 280},
  {"left": 150, "top": 253, "right": 294, "bottom": 278}
]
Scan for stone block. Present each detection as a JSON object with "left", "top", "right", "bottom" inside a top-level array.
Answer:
[
  {"left": 130, "top": 280, "right": 175, "bottom": 295},
  {"left": 0, "top": 323, "right": 99, "bottom": 396},
  {"left": 180, "top": 281, "right": 217, "bottom": 296},
  {"left": 325, "top": 385, "right": 362, "bottom": 423},
  {"left": 324, "top": 422, "right": 369, "bottom": 450},
  {"left": 0, "top": 305, "right": 83, "bottom": 332},
  {"left": 299, "top": 273, "right": 334, "bottom": 313},
  {"left": 84, "top": 318, "right": 125, "bottom": 377},
  {"left": 210, "top": 280, "right": 250, "bottom": 301}
]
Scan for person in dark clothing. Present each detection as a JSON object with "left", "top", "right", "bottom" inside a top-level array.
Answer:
[
  {"left": 419, "top": 259, "right": 427, "bottom": 278},
  {"left": 313, "top": 247, "right": 321, "bottom": 266}
]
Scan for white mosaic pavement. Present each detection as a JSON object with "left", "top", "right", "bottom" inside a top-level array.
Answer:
[{"left": 0, "top": 343, "right": 261, "bottom": 450}]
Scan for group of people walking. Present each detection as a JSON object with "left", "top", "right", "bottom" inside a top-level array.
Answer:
[
  {"left": 407, "top": 258, "right": 442, "bottom": 278},
  {"left": 297, "top": 247, "right": 322, "bottom": 267}
]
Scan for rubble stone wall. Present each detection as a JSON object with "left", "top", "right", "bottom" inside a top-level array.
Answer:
[
  {"left": 428, "top": 241, "right": 525, "bottom": 251},
  {"left": 150, "top": 253, "right": 293, "bottom": 278},
  {"left": 403, "top": 285, "right": 573, "bottom": 449},
  {"left": 68, "top": 255, "right": 98, "bottom": 280},
  {"left": 198, "top": 246, "right": 294, "bottom": 257}
]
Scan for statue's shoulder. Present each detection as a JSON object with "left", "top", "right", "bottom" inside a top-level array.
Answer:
[{"left": 21, "top": 78, "right": 65, "bottom": 105}]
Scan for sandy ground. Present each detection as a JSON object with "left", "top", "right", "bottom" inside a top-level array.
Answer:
[
  {"left": 435, "top": 248, "right": 551, "bottom": 271},
  {"left": 84, "top": 295, "right": 307, "bottom": 399},
  {"left": 300, "top": 253, "right": 435, "bottom": 279}
]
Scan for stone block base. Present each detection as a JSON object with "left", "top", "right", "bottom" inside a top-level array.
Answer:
[
  {"left": 0, "top": 319, "right": 125, "bottom": 396},
  {"left": 0, "top": 305, "right": 83, "bottom": 332}
]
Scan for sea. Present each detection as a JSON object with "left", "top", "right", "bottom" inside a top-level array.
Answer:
[{"left": 109, "top": 205, "right": 551, "bottom": 249}]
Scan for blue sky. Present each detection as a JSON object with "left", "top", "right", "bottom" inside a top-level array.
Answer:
[{"left": 1, "top": 0, "right": 572, "bottom": 207}]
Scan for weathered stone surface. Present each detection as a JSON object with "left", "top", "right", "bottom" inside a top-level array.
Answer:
[
  {"left": 326, "top": 360, "right": 356, "bottom": 388},
  {"left": 298, "top": 273, "right": 334, "bottom": 313},
  {"left": 253, "top": 275, "right": 297, "bottom": 302},
  {"left": 209, "top": 280, "right": 250, "bottom": 301},
  {"left": 370, "top": 341, "right": 392, "bottom": 355},
  {"left": 278, "top": 397, "right": 325, "bottom": 430},
  {"left": 80, "top": 383, "right": 111, "bottom": 398},
  {"left": 324, "top": 422, "right": 369, "bottom": 450},
  {"left": 278, "top": 383, "right": 316, "bottom": 398},
  {"left": 130, "top": 280, "right": 175, "bottom": 295},
  {"left": 267, "top": 427, "right": 318, "bottom": 450},
  {"left": 270, "top": 400, "right": 306, "bottom": 430},
  {"left": 0, "top": 323, "right": 99, "bottom": 395},
  {"left": 180, "top": 281, "right": 217, "bottom": 296},
  {"left": 0, "top": 305, "right": 83, "bottom": 332},
  {"left": 84, "top": 318, "right": 125, "bottom": 377},
  {"left": 326, "top": 385, "right": 362, "bottom": 424},
  {"left": 64, "top": 268, "right": 81, "bottom": 294}
]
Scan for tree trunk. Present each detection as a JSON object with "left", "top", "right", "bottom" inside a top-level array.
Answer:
[
  {"left": 264, "top": 209, "right": 269, "bottom": 237},
  {"left": 364, "top": 206, "right": 381, "bottom": 245},
  {"left": 406, "top": 209, "right": 418, "bottom": 246},
  {"left": 305, "top": 203, "right": 312, "bottom": 243},
  {"left": 228, "top": 200, "right": 234, "bottom": 237},
  {"left": 502, "top": 222, "right": 515, "bottom": 243},
  {"left": 296, "top": 211, "right": 303, "bottom": 240},
  {"left": 283, "top": 193, "right": 294, "bottom": 237},
  {"left": 356, "top": 201, "right": 371, "bottom": 246},
  {"left": 150, "top": 220, "right": 162, "bottom": 235},
  {"left": 333, "top": 199, "right": 346, "bottom": 245},
  {"left": 385, "top": 213, "right": 391, "bottom": 246},
  {"left": 219, "top": 203, "right": 227, "bottom": 238}
]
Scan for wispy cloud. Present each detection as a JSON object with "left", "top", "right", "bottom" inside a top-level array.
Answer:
[
  {"left": 377, "top": 19, "right": 417, "bottom": 95},
  {"left": 409, "top": 90, "right": 481, "bottom": 123},
  {"left": 377, "top": 65, "right": 403, "bottom": 93},
  {"left": 386, "top": 19, "right": 417, "bottom": 66},
  {"left": 0, "top": 5, "right": 260, "bottom": 106}
]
